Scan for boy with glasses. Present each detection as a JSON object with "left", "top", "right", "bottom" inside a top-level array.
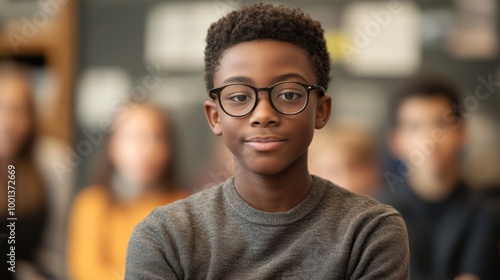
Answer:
[{"left": 126, "top": 4, "right": 409, "bottom": 279}]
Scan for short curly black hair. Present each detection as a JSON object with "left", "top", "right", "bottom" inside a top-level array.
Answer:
[{"left": 204, "top": 3, "right": 331, "bottom": 91}]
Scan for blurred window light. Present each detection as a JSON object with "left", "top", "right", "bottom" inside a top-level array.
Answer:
[
  {"left": 76, "top": 68, "right": 131, "bottom": 128},
  {"left": 341, "top": 1, "right": 421, "bottom": 76},
  {"left": 144, "top": 2, "right": 239, "bottom": 71}
]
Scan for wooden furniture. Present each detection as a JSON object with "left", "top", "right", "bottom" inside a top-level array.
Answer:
[{"left": 0, "top": 0, "right": 78, "bottom": 144}]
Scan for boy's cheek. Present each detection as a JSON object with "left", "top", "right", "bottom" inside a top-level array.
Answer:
[{"left": 220, "top": 122, "right": 241, "bottom": 144}]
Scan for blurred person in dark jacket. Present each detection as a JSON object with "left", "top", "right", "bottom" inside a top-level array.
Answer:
[{"left": 378, "top": 74, "right": 500, "bottom": 280}]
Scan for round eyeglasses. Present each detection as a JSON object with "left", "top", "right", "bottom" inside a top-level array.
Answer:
[{"left": 208, "top": 81, "right": 325, "bottom": 117}]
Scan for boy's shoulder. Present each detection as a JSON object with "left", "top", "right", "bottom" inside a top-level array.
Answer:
[
  {"left": 318, "top": 176, "right": 401, "bottom": 222},
  {"left": 153, "top": 181, "right": 224, "bottom": 213}
]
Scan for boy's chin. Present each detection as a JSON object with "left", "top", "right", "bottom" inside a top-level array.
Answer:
[{"left": 238, "top": 158, "right": 295, "bottom": 177}]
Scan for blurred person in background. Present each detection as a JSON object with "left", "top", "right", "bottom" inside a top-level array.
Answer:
[
  {"left": 464, "top": 115, "right": 500, "bottom": 249},
  {"left": 0, "top": 61, "right": 48, "bottom": 280},
  {"left": 309, "top": 121, "right": 381, "bottom": 196},
  {"left": 378, "top": 74, "right": 500, "bottom": 280},
  {"left": 67, "top": 101, "right": 190, "bottom": 280}
]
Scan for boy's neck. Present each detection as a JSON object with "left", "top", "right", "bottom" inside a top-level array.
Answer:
[{"left": 233, "top": 153, "right": 313, "bottom": 213}]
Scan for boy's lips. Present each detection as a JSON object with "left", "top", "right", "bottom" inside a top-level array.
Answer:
[{"left": 244, "top": 136, "right": 287, "bottom": 152}]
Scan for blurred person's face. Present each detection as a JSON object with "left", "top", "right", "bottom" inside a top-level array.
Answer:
[
  {"left": 392, "top": 96, "right": 465, "bottom": 181},
  {"left": 0, "top": 76, "right": 33, "bottom": 160},
  {"left": 204, "top": 40, "right": 331, "bottom": 176},
  {"left": 109, "top": 105, "right": 171, "bottom": 188},
  {"left": 310, "top": 148, "right": 380, "bottom": 195}
]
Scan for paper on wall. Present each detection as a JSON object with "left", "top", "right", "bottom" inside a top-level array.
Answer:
[{"left": 341, "top": 1, "right": 421, "bottom": 76}]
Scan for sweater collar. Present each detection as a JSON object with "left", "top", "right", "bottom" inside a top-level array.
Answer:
[{"left": 223, "top": 175, "right": 328, "bottom": 226}]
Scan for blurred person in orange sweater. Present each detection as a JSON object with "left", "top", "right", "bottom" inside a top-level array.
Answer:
[
  {"left": 378, "top": 74, "right": 500, "bottom": 280},
  {"left": 67, "top": 102, "right": 190, "bottom": 280},
  {"left": 309, "top": 122, "right": 381, "bottom": 196}
]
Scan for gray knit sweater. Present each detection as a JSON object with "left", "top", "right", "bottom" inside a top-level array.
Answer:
[{"left": 126, "top": 176, "right": 409, "bottom": 279}]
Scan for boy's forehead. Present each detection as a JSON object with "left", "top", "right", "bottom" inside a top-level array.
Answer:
[{"left": 214, "top": 40, "right": 316, "bottom": 86}]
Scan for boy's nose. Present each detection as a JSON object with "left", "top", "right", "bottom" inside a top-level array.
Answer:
[{"left": 249, "top": 94, "right": 280, "bottom": 127}]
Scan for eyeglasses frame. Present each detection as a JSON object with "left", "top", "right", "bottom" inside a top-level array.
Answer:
[{"left": 208, "top": 81, "right": 325, "bottom": 117}]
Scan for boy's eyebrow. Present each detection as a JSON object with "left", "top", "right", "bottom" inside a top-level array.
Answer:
[
  {"left": 271, "top": 73, "right": 309, "bottom": 84},
  {"left": 221, "top": 73, "right": 309, "bottom": 87},
  {"left": 221, "top": 76, "right": 254, "bottom": 86}
]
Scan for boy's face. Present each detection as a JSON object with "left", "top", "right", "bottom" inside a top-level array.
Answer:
[
  {"left": 204, "top": 40, "right": 331, "bottom": 176},
  {"left": 391, "top": 96, "right": 465, "bottom": 177}
]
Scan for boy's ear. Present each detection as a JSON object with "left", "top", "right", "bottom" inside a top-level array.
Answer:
[
  {"left": 315, "top": 94, "right": 332, "bottom": 129},
  {"left": 204, "top": 100, "right": 223, "bottom": 136}
]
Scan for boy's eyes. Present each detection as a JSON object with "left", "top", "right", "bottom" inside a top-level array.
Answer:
[
  {"left": 227, "top": 92, "right": 254, "bottom": 102},
  {"left": 276, "top": 91, "right": 303, "bottom": 100},
  {"left": 227, "top": 92, "right": 303, "bottom": 102}
]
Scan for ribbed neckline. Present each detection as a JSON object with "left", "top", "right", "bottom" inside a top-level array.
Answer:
[{"left": 223, "top": 175, "right": 327, "bottom": 226}]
